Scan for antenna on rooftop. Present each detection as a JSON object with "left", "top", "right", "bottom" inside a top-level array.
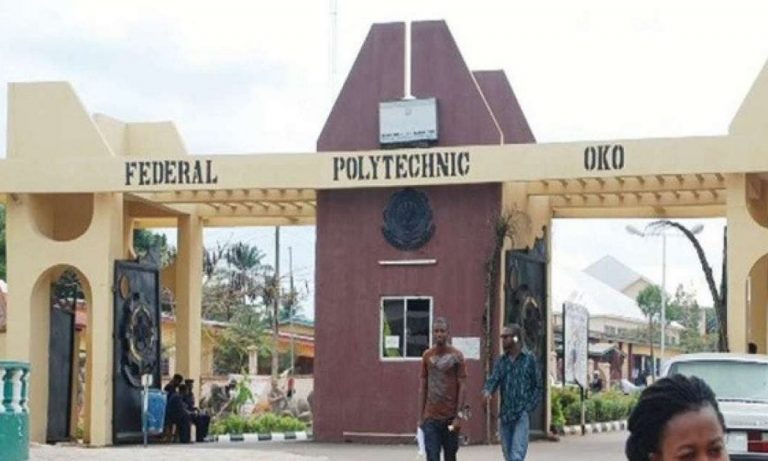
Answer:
[{"left": 329, "top": 0, "right": 339, "bottom": 104}]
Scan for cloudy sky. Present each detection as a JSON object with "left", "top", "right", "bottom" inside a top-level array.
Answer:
[{"left": 2, "top": 1, "right": 766, "bottom": 315}]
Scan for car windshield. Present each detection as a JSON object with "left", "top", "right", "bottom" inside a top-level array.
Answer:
[{"left": 668, "top": 360, "right": 768, "bottom": 402}]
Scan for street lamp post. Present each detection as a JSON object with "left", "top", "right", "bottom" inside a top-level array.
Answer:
[{"left": 626, "top": 223, "right": 703, "bottom": 376}]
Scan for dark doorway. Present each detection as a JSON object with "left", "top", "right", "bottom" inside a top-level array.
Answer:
[{"left": 46, "top": 302, "right": 75, "bottom": 443}]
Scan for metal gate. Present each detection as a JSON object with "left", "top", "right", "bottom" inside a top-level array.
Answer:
[
  {"left": 113, "top": 261, "right": 161, "bottom": 444},
  {"left": 504, "top": 235, "right": 548, "bottom": 438},
  {"left": 47, "top": 305, "right": 75, "bottom": 443}
]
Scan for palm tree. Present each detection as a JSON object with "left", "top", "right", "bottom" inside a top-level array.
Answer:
[
  {"left": 222, "top": 242, "right": 266, "bottom": 321},
  {"left": 647, "top": 220, "right": 728, "bottom": 351},
  {"left": 203, "top": 243, "right": 226, "bottom": 283},
  {"left": 226, "top": 243, "right": 265, "bottom": 296}
]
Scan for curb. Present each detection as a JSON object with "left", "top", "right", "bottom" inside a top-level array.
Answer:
[
  {"left": 206, "top": 431, "right": 312, "bottom": 443},
  {"left": 561, "top": 420, "right": 627, "bottom": 436}
]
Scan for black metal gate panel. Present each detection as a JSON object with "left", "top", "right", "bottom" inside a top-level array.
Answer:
[
  {"left": 113, "top": 261, "right": 161, "bottom": 444},
  {"left": 504, "top": 235, "right": 548, "bottom": 438},
  {"left": 47, "top": 305, "right": 75, "bottom": 443}
]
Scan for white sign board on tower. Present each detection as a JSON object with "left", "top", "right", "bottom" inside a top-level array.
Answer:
[
  {"left": 379, "top": 98, "right": 438, "bottom": 145},
  {"left": 563, "top": 302, "right": 589, "bottom": 388}
]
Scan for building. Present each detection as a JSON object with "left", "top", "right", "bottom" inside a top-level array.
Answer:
[
  {"left": 584, "top": 255, "right": 654, "bottom": 301},
  {"left": 3, "top": 18, "right": 768, "bottom": 447},
  {"left": 552, "top": 263, "right": 684, "bottom": 384},
  {"left": 315, "top": 20, "right": 536, "bottom": 443}
]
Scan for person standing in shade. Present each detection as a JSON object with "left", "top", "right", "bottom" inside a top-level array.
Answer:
[
  {"left": 164, "top": 374, "right": 183, "bottom": 396},
  {"left": 418, "top": 317, "right": 467, "bottom": 461},
  {"left": 483, "top": 324, "right": 541, "bottom": 461},
  {"left": 167, "top": 383, "right": 192, "bottom": 443}
]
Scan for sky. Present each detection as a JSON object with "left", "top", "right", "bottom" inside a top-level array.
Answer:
[{"left": 1, "top": 1, "right": 765, "bottom": 314}]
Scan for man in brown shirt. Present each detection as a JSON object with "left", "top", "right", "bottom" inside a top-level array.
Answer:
[{"left": 418, "top": 317, "right": 467, "bottom": 461}]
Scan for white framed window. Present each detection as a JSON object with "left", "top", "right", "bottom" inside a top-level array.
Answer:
[{"left": 380, "top": 296, "right": 433, "bottom": 361}]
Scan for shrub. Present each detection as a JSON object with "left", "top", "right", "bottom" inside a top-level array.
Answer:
[
  {"left": 551, "top": 386, "right": 639, "bottom": 427},
  {"left": 210, "top": 413, "right": 307, "bottom": 435}
]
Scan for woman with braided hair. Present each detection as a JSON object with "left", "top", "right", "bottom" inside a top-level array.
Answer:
[{"left": 626, "top": 374, "right": 728, "bottom": 461}]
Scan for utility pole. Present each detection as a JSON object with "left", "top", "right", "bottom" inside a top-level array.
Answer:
[
  {"left": 289, "top": 246, "right": 295, "bottom": 375},
  {"left": 272, "top": 226, "right": 281, "bottom": 380}
]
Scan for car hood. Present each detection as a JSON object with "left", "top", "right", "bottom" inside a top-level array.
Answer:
[{"left": 720, "top": 400, "right": 768, "bottom": 430}]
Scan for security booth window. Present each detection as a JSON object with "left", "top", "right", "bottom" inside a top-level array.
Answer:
[{"left": 381, "top": 296, "right": 432, "bottom": 360}]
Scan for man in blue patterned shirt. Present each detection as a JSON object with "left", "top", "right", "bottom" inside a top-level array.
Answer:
[{"left": 483, "top": 324, "right": 541, "bottom": 461}]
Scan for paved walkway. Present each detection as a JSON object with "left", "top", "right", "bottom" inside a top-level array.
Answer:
[
  {"left": 30, "top": 432, "right": 627, "bottom": 461},
  {"left": 29, "top": 444, "right": 326, "bottom": 461}
]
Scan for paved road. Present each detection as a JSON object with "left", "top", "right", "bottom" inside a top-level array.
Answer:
[
  {"left": 207, "top": 432, "right": 627, "bottom": 461},
  {"left": 30, "top": 432, "right": 627, "bottom": 461}
]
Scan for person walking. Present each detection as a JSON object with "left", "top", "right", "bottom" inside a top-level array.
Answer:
[
  {"left": 483, "top": 324, "right": 541, "bottom": 461},
  {"left": 418, "top": 317, "right": 467, "bottom": 461}
]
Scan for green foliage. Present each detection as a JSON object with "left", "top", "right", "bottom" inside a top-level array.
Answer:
[
  {"left": 230, "top": 377, "right": 255, "bottom": 415},
  {"left": 133, "top": 229, "right": 175, "bottom": 267},
  {"left": 51, "top": 269, "right": 84, "bottom": 301},
  {"left": 382, "top": 318, "right": 401, "bottom": 358},
  {"left": 205, "top": 238, "right": 308, "bottom": 376},
  {"left": 203, "top": 240, "right": 272, "bottom": 374},
  {"left": 74, "top": 421, "right": 85, "bottom": 440},
  {"left": 213, "top": 315, "right": 266, "bottom": 374},
  {"left": 550, "top": 387, "right": 639, "bottom": 429},
  {"left": 210, "top": 413, "right": 307, "bottom": 435},
  {"left": 636, "top": 285, "right": 662, "bottom": 321}
]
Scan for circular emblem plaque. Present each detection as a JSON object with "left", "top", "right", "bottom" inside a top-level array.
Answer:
[
  {"left": 381, "top": 188, "right": 435, "bottom": 251},
  {"left": 121, "top": 294, "right": 158, "bottom": 388}
]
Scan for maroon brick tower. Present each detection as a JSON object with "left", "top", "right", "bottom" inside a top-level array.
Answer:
[{"left": 315, "top": 20, "right": 534, "bottom": 443}]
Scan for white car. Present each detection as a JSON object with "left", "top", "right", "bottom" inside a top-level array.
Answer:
[{"left": 662, "top": 353, "right": 768, "bottom": 460}]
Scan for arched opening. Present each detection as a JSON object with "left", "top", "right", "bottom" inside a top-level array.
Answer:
[
  {"left": 746, "top": 173, "right": 768, "bottom": 229},
  {"left": 28, "top": 194, "right": 94, "bottom": 242},
  {"left": 747, "top": 254, "right": 768, "bottom": 353},
  {"left": 30, "top": 265, "right": 92, "bottom": 444}
]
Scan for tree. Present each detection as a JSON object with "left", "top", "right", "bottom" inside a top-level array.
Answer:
[
  {"left": 200, "top": 240, "right": 277, "bottom": 374},
  {"left": 225, "top": 242, "right": 267, "bottom": 306},
  {"left": 133, "top": 229, "right": 175, "bottom": 267},
  {"left": 211, "top": 302, "right": 267, "bottom": 374},
  {"left": 636, "top": 284, "right": 662, "bottom": 376},
  {"left": 647, "top": 220, "right": 728, "bottom": 351}
]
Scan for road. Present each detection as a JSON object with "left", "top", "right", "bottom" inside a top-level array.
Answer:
[
  {"left": 30, "top": 432, "right": 627, "bottom": 461},
  {"left": 203, "top": 431, "right": 627, "bottom": 460}
]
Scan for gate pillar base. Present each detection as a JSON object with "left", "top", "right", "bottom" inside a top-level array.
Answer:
[{"left": 1, "top": 362, "right": 30, "bottom": 461}]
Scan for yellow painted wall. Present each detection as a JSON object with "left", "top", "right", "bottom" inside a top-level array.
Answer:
[{"left": 161, "top": 320, "right": 218, "bottom": 377}]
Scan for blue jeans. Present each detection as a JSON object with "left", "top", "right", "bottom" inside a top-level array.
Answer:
[
  {"left": 421, "top": 419, "right": 459, "bottom": 461},
  {"left": 499, "top": 413, "right": 529, "bottom": 461}
]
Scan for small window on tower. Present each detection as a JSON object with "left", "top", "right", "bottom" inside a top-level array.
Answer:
[{"left": 381, "top": 296, "right": 433, "bottom": 360}]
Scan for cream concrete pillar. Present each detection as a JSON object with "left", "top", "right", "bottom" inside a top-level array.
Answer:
[
  {"left": 5, "top": 192, "right": 122, "bottom": 445},
  {"left": 123, "top": 215, "right": 136, "bottom": 259},
  {"left": 168, "top": 347, "right": 176, "bottom": 377},
  {"left": 725, "top": 173, "right": 768, "bottom": 353},
  {"left": 248, "top": 346, "right": 259, "bottom": 375},
  {"left": 83, "top": 193, "right": 124, "bottom": 446},
  {"left": 748, "top": 257, "right": 768, "bottom": 353},
  {"left": 175, "top": 214, "right": 203, "bottom": 397}
]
